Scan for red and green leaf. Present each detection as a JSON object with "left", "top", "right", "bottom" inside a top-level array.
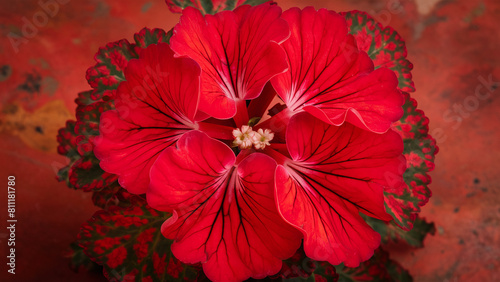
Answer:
[
  {"left": 344, "top": 11, "right": 436, "bottom": 230},
  {"left": 165, "top": 0, "right": 268, "bottom": 15},
  {"left": 310, "top": 262, "right": 340, "bottom": 282},
  {"left": 343, "top": 11, "right": 415, "bottom": 93},
  {"left": 75, "top": 90, "right": 97, "bottom": 107},
  {"left": 78, "top": 196, "right": 203, "bottom": 281},
  {"left": 56, "top": 120, "right": 81, "bottom": 189},
  {"left": 335, "top": 248, "right": 412, "bottom": 282},
  {"left": 57, "top": 120, "right": 80, "bottom": 163},
  {"left": 274, "top": 247, "right": 316, "bottom": 280},
  {"left": 91, "top": 184, "right": 131, "bottom": 210},
  {"left": 67, "top": 155, "right": 118, "bottom": 192},
  {"left": 270, "top": 247, "right": 339, "bottom": 282},
  {"left": 383, "top": 92, "right": 438, "bottom": 230},
  {"left": 397, "top": 93, "right": 438, "bottom": 210},
  {"left": 66, "top": 241, "right": 101, "bottom": 273},
  {"left": 85, "top": 39, "right": 138, "bottom": 90},
  {"left": 76, "top": 99, "right": 115, "bottom": 125},
  {"left": 365, "top": 216, "right": 435, "bottom": 248},
  {"left": 134, "top": 28, "right": 172, "bottom": 48},
  {"left": 64, "top": 99, "right": 118, "bottom": 192}
]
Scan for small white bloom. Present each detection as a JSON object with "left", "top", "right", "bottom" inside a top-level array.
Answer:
[
  {"left": 251, "top": 128, "right": 274, "bottom": 150},
  {"left": 232, "top": 125, "right": 254, "bottom": 149}
]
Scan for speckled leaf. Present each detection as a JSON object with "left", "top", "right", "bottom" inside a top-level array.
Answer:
[
  {"left": 343, "top": 11, "right": 436, "bottom": 229},
  {"left": 383, "top": 92, "right": 438, "bottom": 230},
  {"left": 65, "top": 97, "right": 118, "bottom": 192},
  {"left": 56, "top": 120, "right": 80, "bottom": 188},
  {"left": 76, "top": 106, "right": 113, "bottom": 136},
  {"left": 275, "top": 247, "right": 315, "bottom": 280},
  {"left": 91, "top": 184, "right": 131, "bottom": 210},
  {"left": 385, "top": 257, "right": 413, "bottom": 282},
  {"left": 164, "top": 0, "right": 268, "bottom": 14},
  {"left": 343, "top": 12, "right": 435, "bottom": 229},
  {"left": 266, "top": 247, "right": 338, "bottom": 282},
  {"left": 396, "top": 92, "right": 438, "bottom": 195},
  {"left": 66, "top": 241, "right": 100, "bottom": 273},
  {"left": 57, "top": 120, "right": 80, "bottom": 162},
  {"left": 68, "top": 155, "right": 118, "bottom": 192},
  {"left": 365, "top": 216, "right": 435, "bottom": 248},
  {"left": 75, "top": 90, "right": 96, "bottom": 107},
  {"left": 85, "top": 39, "right": 138, "bottom": 90},
  {"left": 86, "top": 27, "right": 170, "bottom": 91},
  {"left": 309, "top": 262, "right": 340, "bottom": 282},
  {"left": 134, "top": 27, "right": 172, "bottom": 48},
  {"left": 343, "top": 11, "right": 415, "bottom": 93},
  {"left": 335, "top": 248, "right": 411, "bottom": 282},
  {"left": 78, "top": 196, "right": 203, "bottom": 281}
]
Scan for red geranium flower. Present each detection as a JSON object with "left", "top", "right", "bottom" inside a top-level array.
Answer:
[{"left": 94, "top": 3, "right": 405, "bottom": 281}]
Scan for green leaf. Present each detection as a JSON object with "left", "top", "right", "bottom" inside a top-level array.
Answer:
[
  {"left": 365, "top": 216, "right": 435, "bottom": 247},
  {"left": 78, "top": 196, "right": 203, "bottom": 281},
  {"left": 335, "top": 248, "right": 412, "bottom": 282},
  {"left": 343, "top": 11, "right": 415, "bottom": 93}
]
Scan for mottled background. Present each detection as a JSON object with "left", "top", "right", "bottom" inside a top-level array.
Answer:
[{"left": 0, "top": 0, "right": 498, "bottom": 281}]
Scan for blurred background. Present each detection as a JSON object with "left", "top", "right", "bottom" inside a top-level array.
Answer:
[{"left": 0, "top": 0, "right": 498, "bottom": 281}]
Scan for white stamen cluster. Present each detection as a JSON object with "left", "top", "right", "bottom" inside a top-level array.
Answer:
[
  {"left": 232, "top": 125, "right": 254, "bottom": 149},
  {"left": 232, "top": 126, "right": 274, "bottom": 150}
]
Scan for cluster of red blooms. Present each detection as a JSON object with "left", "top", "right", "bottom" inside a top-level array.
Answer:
[{"left": 87, "top": 2, "right": 417, "bottom": 281}]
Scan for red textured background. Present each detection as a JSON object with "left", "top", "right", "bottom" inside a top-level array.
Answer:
[{"left": 0, "top": 0, "right": 498, "bottom": 281}]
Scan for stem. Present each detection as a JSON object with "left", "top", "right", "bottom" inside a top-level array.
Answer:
[
  {"left": 233, "top": 99, "right": 249, "bottom": 128},
  {"left": 197, "top": 122, "right": 234, "bottom": 140}
]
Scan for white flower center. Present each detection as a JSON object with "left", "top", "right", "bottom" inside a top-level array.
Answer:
[
  {"left": 232, "top": 125, "right": 254, "bottom": 149},
  {"left": 232, "top": 126, "right": 274, "bottom": 150},
  {"left": 251, "top": 128, "right": 274, "bottom": 150}
]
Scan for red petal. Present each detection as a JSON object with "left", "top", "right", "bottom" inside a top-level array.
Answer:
[
  {"left": 271, "top": 7, "right": 403, "bottom": 133},
  {"left": 275, "top": 112, "right": 404, "bottom": 266},
  {"left": 148, "top": 131, "right": 301, "bottom": 281},
  {"left": 94, "top": 43, "right": 200, "bottom": 194},
  {"left": 170, "top": 3, "right": 289, "bottom": 119}
]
